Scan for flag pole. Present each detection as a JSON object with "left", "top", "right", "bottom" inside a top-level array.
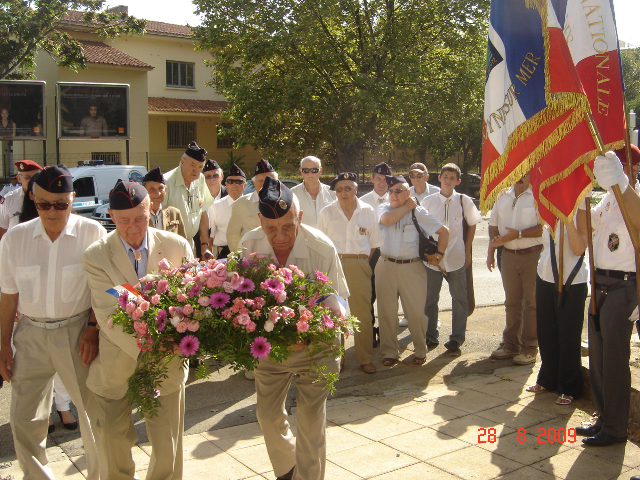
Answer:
[
  {"left": 558, "top": 225, "right": 564, "bottom": 296},
  {"left": 585, "top": 196, "right": 597, "bottom": 318}
]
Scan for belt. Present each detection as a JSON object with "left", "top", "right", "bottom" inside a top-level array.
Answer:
[
  {"left": 381, "top": 254, "right": 420, "bottom": 264},
  {"left": 23, "top": 309, "right": 90, "bottom": 330},
  {"left": 503, "top": 245, "right": 543, "bottom": 255},
  {"left": 339, "top": 254, "right": 369, "bottom": 259},
  {"left": 595, "top": 268, "right": 636, "bottom": 281}
]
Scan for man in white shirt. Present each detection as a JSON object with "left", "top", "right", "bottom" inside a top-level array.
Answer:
[
  {"left": 0, "top": 160, "right": 42, "bottom": 239},
  {"left": 0, "top": 174, "right": 20, "bottom": 198},
  {"left": 0, "top": 164, "right": 104, "bottom": 480},
  {"left": 421, "top": 163, "right": 481, "bottom": 355},
  {"left": 162, "top": 141, "right": 214, "bottom": 257},
  {"left": 227, "top": 158, "right": 278, "bottom": 252},
  {"left": 203, "top": 158, "right": 227, "bottom": 201},
  {"left": 408, "top": 162, "right": 440, "bottom": 203},
  {"left": 239, "top": 177, "right": 348, "bottom": 480},
  {"left": 377, "top": 175, "right": 449, "bottom": 366},
  {"left": 143, "top": 167, "right": 186, "bottom": 238},
  {"left": 290, "top": 156, "right": 335, "bottom": 228},
  {"left": 208, "top": 163, "right": 246, "bottom": 258},
  {"left": 318, "top": 172, "right": 382, "bottom": 374},
  {"left": 487, "top": 171, "right": 543, "bottom": 365},
  {"left": 360, "top": 162, "right": 393, "bottom": 346}
]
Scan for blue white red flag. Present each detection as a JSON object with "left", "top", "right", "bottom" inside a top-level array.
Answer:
[{"left": 480, "top": 0, "right": 624, "bottom": 229}]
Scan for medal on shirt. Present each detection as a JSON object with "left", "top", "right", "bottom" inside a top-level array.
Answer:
[
  {"left": 378, "top": 197, "right": 384, "bottom": 204},
  {"left": 359, "top": 227, "right": 367, "bottom": 235},
  {"left": 608, "top": 233, "right": 619, "bottom": 252}
]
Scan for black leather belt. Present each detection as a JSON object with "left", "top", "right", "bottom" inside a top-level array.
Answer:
[
  {"left": 382, "top": 254, "right": 420, "bottom": 264},
  {"left": 595, "top": 268, "right": 636, "bottom": 281},
  {"left": 503, "top": 244, "right": 543, "bottom": 255}
]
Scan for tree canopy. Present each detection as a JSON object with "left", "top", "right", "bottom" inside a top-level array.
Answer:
[
  {"left": 1, "top": 0, "right": 145, "bottom": 79},
  {"left": 621, "top": 47, "right": 640, "bottom": 119},
  {"left": 193, "top": 0, "right": 489, "bottom": 172}
]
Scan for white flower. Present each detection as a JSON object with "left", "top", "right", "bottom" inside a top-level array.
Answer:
[
  {"left": 170, "top": 316, "right": 181, "bottom": 327},
  {"left": 264, "top": 320, "right": 275, "bottom": 332}
]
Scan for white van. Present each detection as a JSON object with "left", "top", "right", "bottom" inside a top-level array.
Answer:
[{"left": 68, "top": 160, "right": 147, "bottom": 216}]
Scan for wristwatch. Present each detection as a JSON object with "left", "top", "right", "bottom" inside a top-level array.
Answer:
[
  {"left": 436, "top": 251, "right": 445, "bottom": 257},
  {"left": 518, "top": 230, "right": 523, "bottom": 240}
]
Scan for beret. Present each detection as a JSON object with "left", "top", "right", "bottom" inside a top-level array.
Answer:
[
  {"left": 143, "top": 167, "right": 165, "bottom": 185},
  {"left": 254, "top": 158, "right": 275, "bottom": 175},
  {"left": 330, "top": 172, "right": 357, "bottom": 190},
  {"left": 228, "top": 163, "right": 245, "bottom": 178},
  {"left": 258, "top": 176, "right": 293, "bottom": 219},
  {"left": 373, "top": 162, "right": 392, "bottom": 176},
  {"left": 386, "top": 175, "right": 407, "bottom": 188},
  {"left": 184, "top": 141, "right": 207, "bottom": 162},
  {"left": 203, "top": 158, "right": 221, "bottom": 172},
  {"left": 109, "top": 180, "right": 148, "bottom": 210},
  {"left": 614, "top": 144, "right": 640, "bottom": 166},
  {"left": 15, "top": 160, "right": 43, "bottom": 172},
  {"left": 34, "top": 164, "right": 73, "bottom": 193}
]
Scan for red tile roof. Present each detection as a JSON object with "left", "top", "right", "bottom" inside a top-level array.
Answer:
[
  {"left": 62, "top": 11, "right": 192, "bottom": 38},
  {"left": 79, "top": 40, "right": 153, "bottom": 69},
  {"left": 148, "top": 97, "right": 229, "bottom": 114}
]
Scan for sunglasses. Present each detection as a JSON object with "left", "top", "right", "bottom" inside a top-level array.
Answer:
[
  {"left": 335, "top": 186, "right": 354, "bottom": 193},
  {"left": 388, "top": 188, "right": 408, "bottom": 195},
  {"left": 35, "top": 201, "right": 71, "bottom": 211},
  {"left": 205, "top": 173, "right": 220, "bottom": 180},
  {"left": 301, "top": 168, "right": 320, "bottom": 174},
  {"left": 226, "top": 179, "right": 245, "bottom": 185},
  {"left": 409, "top": 173, "right": 425, "bottom": 179}
]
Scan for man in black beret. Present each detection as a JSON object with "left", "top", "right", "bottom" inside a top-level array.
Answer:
[
  {"left": 207, "top": 163, "right": 246, "bottom": 259},
  {"left": 203, "top": 158, "right": 227, "bottom": 201},
  {"left": 162, "top": 141, "right": 215, "bottom": 258},
  {"left": 239, "top": 176, "right": 348, "bottom": 480},
  {"left": 82, "top": 180, "right": 193, "bottom": 479},
  {"left": 143, "top": 167, "right": 186, "bottom": 238},
  {"left": 0, "top": 164, "right": 105, "bottom": 479},
  {"left": 227, "top": 158, "right": 278, "bottom": 252}
]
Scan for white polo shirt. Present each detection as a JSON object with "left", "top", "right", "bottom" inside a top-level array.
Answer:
[
  {"left": 208, "top": 194, "right": 237, "bottom": 247},
  {"left": 0, "top": 188, "right": 24, "bottom": 230},
  {"left": 488, "top": 186, "right": 542, "bottom": 249},
  {"left": 590, "top": 192, "right": 636, "bottom": 272},
  {"left": 410, "top": 183, "right": 440, "bottom": 204},
  {"left": 360, "top": 190, "right": 389, "bottom": 217},
  {"left": 317, "top": 199, "right": 382, "bottom": 255},
  {"left": 537, "top": 221, "right": 588, "bottom": 284},
  {"left": 291, "top": 181, "right": 336, "bottom": 228}
]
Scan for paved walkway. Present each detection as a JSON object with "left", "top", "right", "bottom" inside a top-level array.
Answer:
[{"left": 2, "top": 359, "right": 640, "bottom": 480}]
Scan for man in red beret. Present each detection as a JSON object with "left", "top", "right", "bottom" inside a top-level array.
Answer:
[{"left": 0, "top": 160, "right": 42, "bottom": 239}]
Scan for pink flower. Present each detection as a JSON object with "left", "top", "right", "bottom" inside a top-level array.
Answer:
[
  {"left": 268, "top": 264, "right": 277, "bottom": 272},
  {"left": 151, "top": 294, "right": 160, "bottom": 305},
  {"left": 275, "top": 290, "right": 287, "bottom": 303},
  {"left": 206, "top": 276, "right": 223, "bottom": 288},
  {"left": 235, "top": 313, "right": 251, "bottom": 325},
  {"left": 250, "top": 336, "right": 271, "bottom": 359},
  {"left": 245, "top": 321, "right": 256, "bottom": 332},
  {"left": 322, "top": 313, "right": 334, "bottom": 329},
  {"left": 211, "top": 263, "right": 228, "bottom": 282},
  {"left": 118, "top": 291, "right": 128, "bottom": 309},
  {"left": 133, "top": 321, "right": 147, "bottom": 335},
  {"left": 170, "top": 316, "right": 181, "bottom": 327},
  {"left": 277, "top": 268, "right": 293, "bottom": 284},
  {"left": 269, "top": 308, "right": 281, "bottom": 323},
  {"left": 158, "top": 258, "right": 171, "bottom": 271},
  {"left": 315, "top": 270, "right": 330, "bottom": 283},
  {"left": 222, "top": 308, "right": 233, "bottom": 319},
  {"left": 254, "top": 297, "right": 266, "bottom": 308},
  {"left": 236, "top": 278, "right": 255, "bottom": 292},
  {"left": 140, "top": 301, "right": 150, "bottom": 312},
  {"left": 289, "top": 265, "right": 305, "bottom": 277},
  {"left": 156, "top": 279, "right": 169, "bottom": 294},
  {"left": 296, "top": 320, "right": 309, "bottom": 332},
  {"left": 177, "top": 293, "right": 186, "bottom": 302},
  {"left": 210, "top": 292, "right": 230, "bottom": 308},
  {"left": 227, "top": 272, "right": 243, "bottom": 289},
  {"left": 183, "top": 304, "right": 194, "bottom": 315},
  {"left": 107, "top": 318, "right": 113, "bottom": 329},
  {"left": 179, "top": 335, "right": 200, "bottom": 356},
  {"left": 125, "top": 302, "right": 136, "bottom": 315},
  {"left": 187, "top": 321, "right": 200, "bottom": 332},
  {"left": 264, "top": 320, "right": 275, "bottom": 332},
  {"left": 198, "top": 296, "right": 210, "bottom": 307},
  {"left": 261, "top": 278, "right": 284, "bottom": 295},
  {"left": 281, "top": 306, "right": 295, "bottom": 318},
  {"left": 132, "top": 307, "right": 144, "bottom": 321},
  {"left": 222, "top": 281, "right": 235, "bottom": 293},
  {"left": 176, "top": 321, "right": 188, "bottom": 333}
]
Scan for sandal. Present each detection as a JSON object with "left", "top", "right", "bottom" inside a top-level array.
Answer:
[
  {"left": 556, "top": 394, "right": 573, "bottom": 405},
  {"left": 525, "top": 384, "right": 547, "bottom": 393},
  {"left": 413, "top": 356, "right": 426, "bottom": 365},
  {"left": 382, "top": 358, "right": 397, "bottom": 367}
]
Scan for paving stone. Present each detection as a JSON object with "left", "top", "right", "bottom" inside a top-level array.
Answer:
[
  {"left": 381, "top": 426, "right": 469, "bottom": 461},
  {"left": 341, "top": 411, "right": 423, "bottom": 441},
  {"left": 530, "top": 447, "right": 626, "bottom": 479},
  {"left": 325, "top": 424, "right": 373, "bottom": 455},
  {"left": 203, "top": 422, "right": 266, "bottom": 452},
  {"left": 426, "top": 445, "right": 524, "bottom": 479},
  {"left": 368, "top": 462, "right": 461, "bottom": 479},
  {"left": 226, "top": 443, "right": 273, "bottom": 475},
  {"left": 474, "top": 400, "right": 556, "bottom": 430},
  {"left": 328, "top": 441, "right": 418, "bottom": 478}
]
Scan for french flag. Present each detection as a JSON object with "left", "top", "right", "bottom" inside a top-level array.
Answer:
[{"left": 480, "top": 0, "right": 624, "bottom": 229}]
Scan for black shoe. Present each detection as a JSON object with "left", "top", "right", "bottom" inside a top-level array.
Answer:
[
  {"left": 48, "top": 423, "right": 55, "bottom": 435},
  {"left": 373, "top": 327, "right": 380, "bottom": 348},
  {"left": 57, "top": 410, "right": 78, "bottom": 431},
  {"left": 444, "top": 340, "right": 460, "bottom": 352},
  {"left": 582, "top": 431, "right": 627, "bottom": 447},
  {"left": 630, "top": 476, "right": 640, "bottom": 480},
  {"left": 426, "top": 339, "right": 439, "bottom": 351},
  {"left": 575, "top": 424, "right": 601, "bottom": 437},
  {"left": 276, "top": 466, "right": 294, "bottom": 480}
]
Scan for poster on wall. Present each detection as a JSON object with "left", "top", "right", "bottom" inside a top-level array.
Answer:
[
  {"left": 0, "top": 80, "right": 46, "bottom": 139},
  {"left": 57, "top": 82, "right": 129, "bottom": 139}
]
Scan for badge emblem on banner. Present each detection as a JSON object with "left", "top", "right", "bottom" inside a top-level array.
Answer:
[{"left": 608, "top": 233, "right": 619, "bottom": 252}]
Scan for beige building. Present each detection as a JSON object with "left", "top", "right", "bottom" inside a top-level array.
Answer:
[{"left": 22, "top": 8, "right": 261, "bottom": 173}]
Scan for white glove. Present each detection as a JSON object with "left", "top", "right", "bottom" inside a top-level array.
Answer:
[
  {"left": 594, "top": 151, "right": 629, "bottom": 193},
  {"left": 630, "top": 305, "right": 639, "bottom": 322}
]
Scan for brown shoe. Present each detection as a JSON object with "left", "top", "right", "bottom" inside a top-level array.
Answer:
[{"left": 361, "top": 363, "right": 376, "bottom": 374}]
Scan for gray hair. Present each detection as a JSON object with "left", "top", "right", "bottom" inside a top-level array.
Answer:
[
  {"left": 252, "top": 171, "right": 279, "bottom": 183},
  {"left": 300, "top": 156, "right": 322, "bottom": 168}
]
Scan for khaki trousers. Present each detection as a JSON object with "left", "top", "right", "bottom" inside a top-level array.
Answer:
[
  {"left": 375, "top": 258, "right": 428, "bottom": 360},
  {"left": 500, "top": 249, "right": 540, "bottom": 355},
  {"left": 341, "top": 257, "right": 373, "bottom": 365},
  {"left": 10, "top": 314, "right": 100, "bottom": 480},
  {"left": 92, "top": 385, "right": 185, "bottom": 480},
  {"left": 254, "top": 346, "right": 340, "bottom": 480}
]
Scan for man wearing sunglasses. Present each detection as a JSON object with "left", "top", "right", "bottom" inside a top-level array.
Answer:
[
  {"left": 0, "top": 160, "right": 42, "bottom": 240},
  {"left": 208, "top": 163, "right": 246, "bottom": 258},
  {"left": 0, "top": 164, "right": 104, "bottom": 480},
  {"left": 408, "top": 162, "right": 440, "bottom": 204},
  {"left": 317, "top": 172, "right": 381, "bottom": 374},
  {"left": 377, "top": 175, "right": 449, "bottom": 367},
  {"left": 290, "top": 156, "right": 335, "bottom": 228}
]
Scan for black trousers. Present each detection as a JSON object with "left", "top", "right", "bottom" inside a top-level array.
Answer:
[
  {"left": 535, "top": 276, "right": 587, "bottom": 398},
  {"left": 588, "top": 273, "right": 637, "bottom": 437}
]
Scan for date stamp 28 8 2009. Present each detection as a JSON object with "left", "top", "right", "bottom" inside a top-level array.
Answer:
[{"left": 477, "top": 427, "right": 577, "bottom": 444}]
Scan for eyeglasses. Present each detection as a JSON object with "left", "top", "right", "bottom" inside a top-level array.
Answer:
[
  {"left": 301, "top": 168, "right": 320, "bottom": 174},
  {"left": 205, "top": 173, "right": 220, "bottom": 180},
  {"left": 409, "top": 173, "right": 425, "bottom": 179},
  {"left": 34, "top": 201, "right": 71, "bottom": 211},
  {"left": 226, "top": 179, "right": 245, "bottom": 185},
  {"left": 388, "top": 188, "right": 408, "bottom": 195},
  {"left": 335, "top": 186, "right": 354, "bottom": 193}
]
